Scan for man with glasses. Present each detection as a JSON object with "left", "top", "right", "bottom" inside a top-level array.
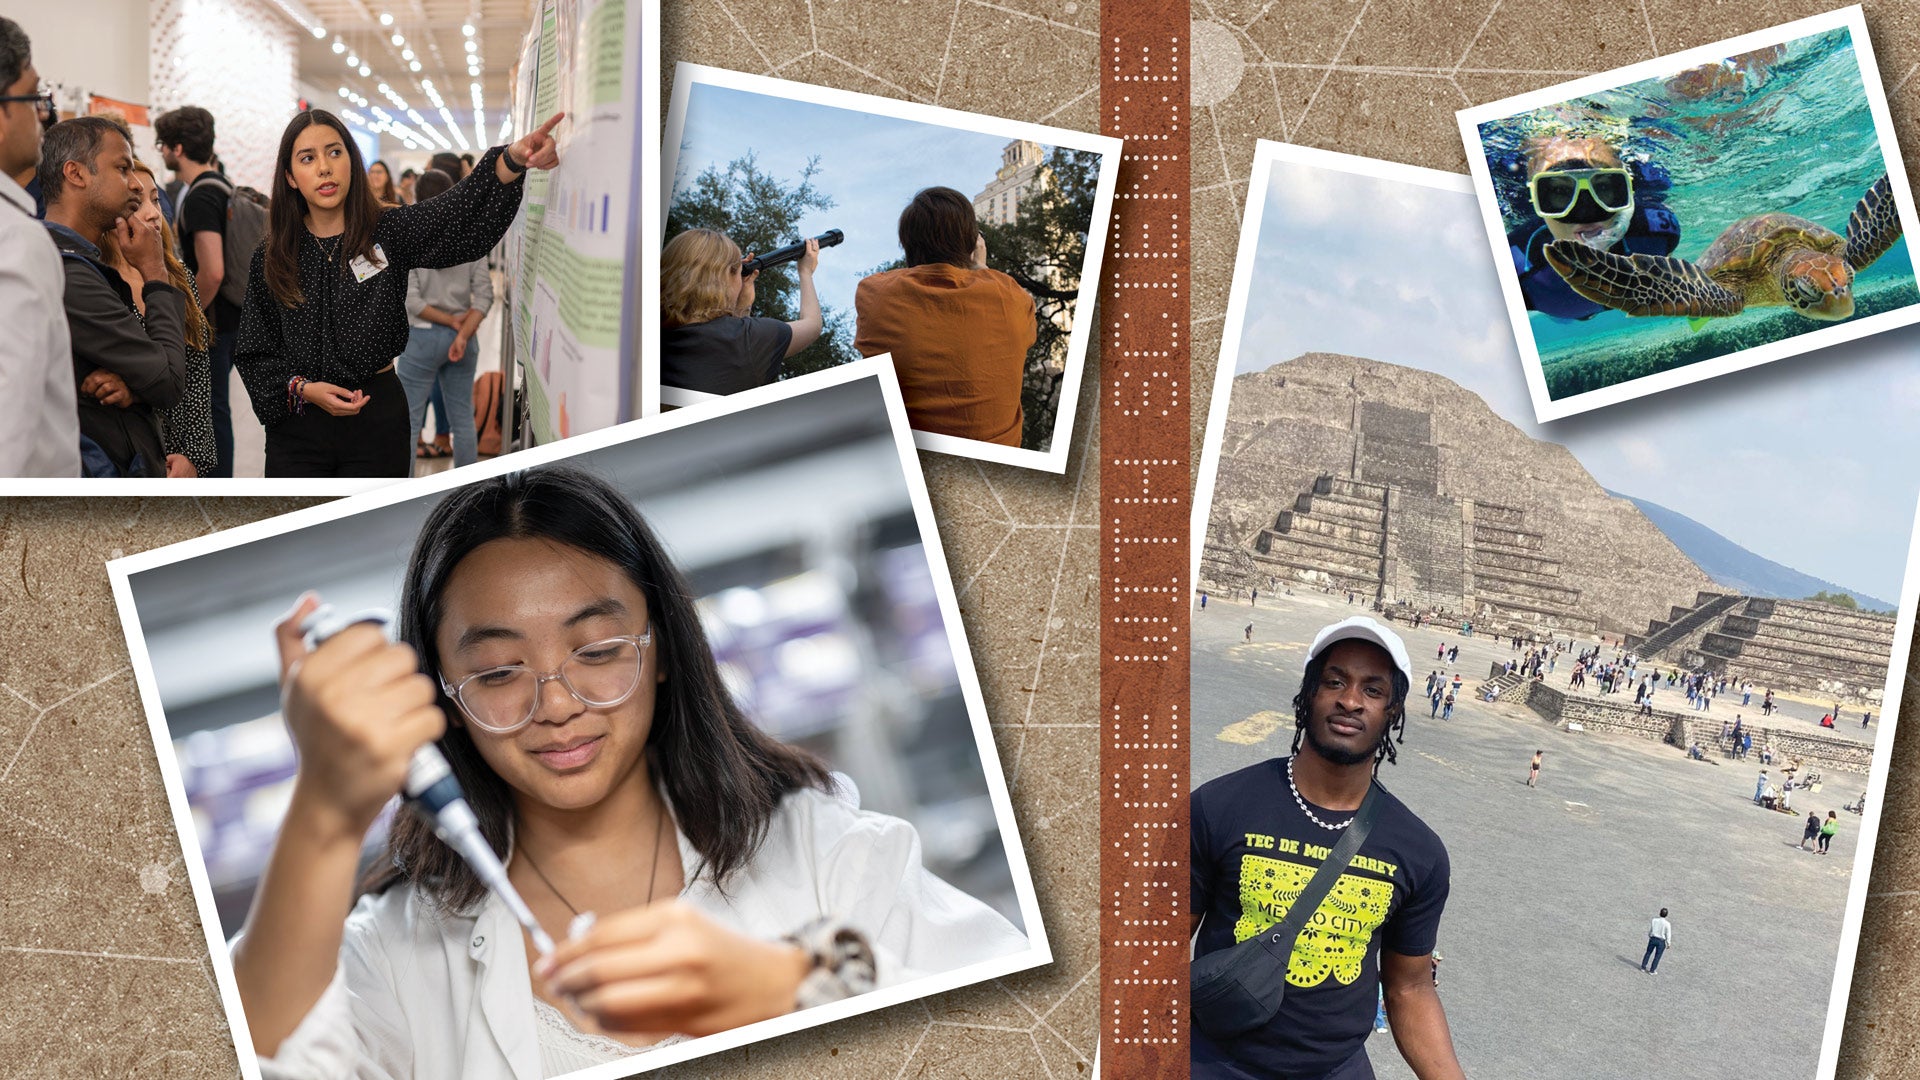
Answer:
[
  {"left": 1505, "top": 134, "right": 1683, "bottom": 321},
  {"left": 0, "top": 17, "right": 79, "bottom": 477}
]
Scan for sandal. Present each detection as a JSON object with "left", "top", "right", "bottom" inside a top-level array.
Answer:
[{"left": 415, "top": 440, "right": 449, "bottom": 459}]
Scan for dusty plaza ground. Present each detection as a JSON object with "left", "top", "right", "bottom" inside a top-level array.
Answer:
[{"left": 1191, "top": 589, "right": 1880, "bottom": 1080}]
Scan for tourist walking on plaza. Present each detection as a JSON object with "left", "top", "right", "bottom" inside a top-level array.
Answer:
[
  {"left": 1801, "top": 811, "right": 1822, "bottom": 851},
  {"left": 1820, "top": 811, "right": 1839, "bottom": 854},
  {"left": 1528, "top": 750, "right": 1543, "bottom": 788},
  {"left": 1244, "top": 623, "right": 1253, "bottom": 642},
  {"left": 1640, "top": 909, "right": 1674, "bottom": 974},
  {"left": 1442, "top": 691, "right": 1455, "bottom": 720}
]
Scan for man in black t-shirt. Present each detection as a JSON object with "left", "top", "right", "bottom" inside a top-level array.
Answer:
[
  {"left": 1192, "top": 616, "right": 1464, "bottom": 1080},
  {"left": 155, "top": 105, "right": 235, "bottom": 476}
]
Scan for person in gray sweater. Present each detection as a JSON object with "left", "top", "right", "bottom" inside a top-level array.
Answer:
[{"left": 41, "top": 117, "right": 184, "bottom": 477}]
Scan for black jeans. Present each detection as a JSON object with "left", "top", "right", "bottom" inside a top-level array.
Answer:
[{"left": 265, "top": 368, "right": 412, "bottom": 478}]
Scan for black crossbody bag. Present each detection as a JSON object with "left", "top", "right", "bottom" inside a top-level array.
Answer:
[{"left": 1191, "top": 782, "right": 1381, "bottom": 1042}]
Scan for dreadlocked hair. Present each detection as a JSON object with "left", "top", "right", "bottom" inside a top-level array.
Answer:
[{"left": 1289, "top": 647, "right": 1411, "bottom": 772}]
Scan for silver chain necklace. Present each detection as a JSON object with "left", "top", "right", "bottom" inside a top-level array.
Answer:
[{"left": 1287, "top": 755, "right": 1356, "bottom": 831}]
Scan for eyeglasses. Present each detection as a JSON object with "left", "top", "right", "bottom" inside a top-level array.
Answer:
[
  {"left": 1528, "top": 168, "right": 1633, "bottom": 219},
  {"left": 440, "top": 631, "right": 652, "bottom": 735},
  {"left": 0, "top": 92, "right": 55, "bottom": 124}
]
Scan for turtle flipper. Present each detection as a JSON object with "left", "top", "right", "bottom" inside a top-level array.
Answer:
[
  {"left": 1844, "top": 173, "right": 1902, "bottom": 271},
  {"left": 1543, "top": 240, "right": 1745, "bottom": 318}
]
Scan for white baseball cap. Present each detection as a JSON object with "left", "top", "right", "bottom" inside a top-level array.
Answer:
[{"left": 1307, "top": 616, "right": 1413, "bottom": 684}]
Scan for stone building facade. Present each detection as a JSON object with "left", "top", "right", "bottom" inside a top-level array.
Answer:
[{"left": 973, "top": 139, "right": 1049, "bottom": 226}]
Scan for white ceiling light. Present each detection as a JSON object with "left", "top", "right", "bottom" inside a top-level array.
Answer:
[
  {"left": 409, "top": 60, "right": 422, "bottom": 72},
  {"left": 390, "top": 32, "right": 404, "bottom": 47},
  {"left": 311, "top": 25, "right": 325, "bottom": 37},
  {"left": 346, "top": 53, "right": 359, "bottom": 66},
  {"left": 464, "top": 39, "right": 477, "bottom": 53},
  {"left": 331, "top": 39, "right": 345, "bottom": 54},
  {"left": 378, "top": 11, "right": 393, "bottom": 25},
  {"left": 462, "top": 23, "right": 475, "bottom": 36},
  {"left": 358, "top": 64, "right": 371, "bottom": 77},
  {"left": 401, "top": 47, "right": 414, "bottom": 60}
]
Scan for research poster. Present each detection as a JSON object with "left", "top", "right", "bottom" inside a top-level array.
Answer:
[{"left": 505, "top": 0, "right": 640, "bottom": 444}]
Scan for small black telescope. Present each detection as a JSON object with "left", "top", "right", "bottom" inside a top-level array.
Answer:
[{"left": 742, "top": 229, "right": 844, "bottom": 273}]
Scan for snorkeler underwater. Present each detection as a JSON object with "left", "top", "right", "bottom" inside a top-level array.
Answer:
[{"left": 1460, "top": 12, "right": 1920, "bottom": 420}]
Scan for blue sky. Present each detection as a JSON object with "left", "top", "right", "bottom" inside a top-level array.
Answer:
[
  {"left": 671, "top": 84, "right": 1039, "bottom": 314},
  {"left": 1238, "top": 159, "right": 1920, "bottom": 604}
]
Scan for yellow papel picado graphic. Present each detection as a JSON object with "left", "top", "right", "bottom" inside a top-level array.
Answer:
[{"left": 1232, "top": 854, "right": 1394, "bottom": 988}]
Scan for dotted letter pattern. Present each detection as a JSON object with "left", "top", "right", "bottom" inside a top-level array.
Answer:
[{"left": 1101, "top": 14, "right": 1188, "bottom": 1078}]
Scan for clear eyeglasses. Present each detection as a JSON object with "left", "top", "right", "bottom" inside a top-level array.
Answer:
[{"left": 439, "top": 631, "right": 652, "bottom": 734}]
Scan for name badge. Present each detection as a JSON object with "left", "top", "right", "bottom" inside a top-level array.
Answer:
[{"left": 348, "top": 244, "right": 389, "bottom": 283}]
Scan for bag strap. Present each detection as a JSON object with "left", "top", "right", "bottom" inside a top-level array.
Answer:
[{"left": 1249, "top": 780, "right": 1381, "bottom": 967}]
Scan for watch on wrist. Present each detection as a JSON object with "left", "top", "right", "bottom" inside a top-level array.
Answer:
[
  {"left": 781, "top": 917, "right": 877, "bottom": 1009},
  {"left": 501, "top": 146, "right": 526, "bottom": 174}
]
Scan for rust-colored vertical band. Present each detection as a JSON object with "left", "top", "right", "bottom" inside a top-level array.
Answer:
[{"left": 1100, "top": 7, "right": 1189, "bottom": 1077}]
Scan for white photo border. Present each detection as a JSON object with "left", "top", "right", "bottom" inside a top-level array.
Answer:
[
  {"left": 652, "top": 62, "right": 1123, "bottom": 474},
  {"left": 106, "top": 357, "right": 1053, "bottom": 1080},
  {"left": 1455, "top": 5, "right": 1920, "bottom": 424},
  {"left": 1193, "top": 136, "right": 1917, "bottom": 1080}
]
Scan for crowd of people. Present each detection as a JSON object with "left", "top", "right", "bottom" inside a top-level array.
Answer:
[
  {"left": 660, "top": 186, "right": 1039, "bottom": 448},
  {"left": 0, "top": 18, "right": 560, "bottom": 478}
]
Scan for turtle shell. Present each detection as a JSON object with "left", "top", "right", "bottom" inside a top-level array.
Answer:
[{"left": 1700, "top": 213, "right": 1845, "bottom": 289}]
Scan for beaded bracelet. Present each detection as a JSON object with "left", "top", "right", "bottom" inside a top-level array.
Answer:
[
  {"left": 288, "top": 376, "right": 309, "bottom": 416},
  {"left": 781, "top": 917, "right": 877, "bottom": 1010}
]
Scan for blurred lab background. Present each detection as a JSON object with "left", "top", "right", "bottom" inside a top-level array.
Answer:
[{"left": 124, "top": 378, "right": 1019, "bottom": 940}]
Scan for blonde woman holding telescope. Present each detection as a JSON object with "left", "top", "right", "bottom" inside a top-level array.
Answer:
[{"left": 660, "top": 228, "right": 824, "bottom": 394}]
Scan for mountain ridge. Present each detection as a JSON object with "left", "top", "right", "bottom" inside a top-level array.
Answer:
[{"left": 1605, "top": 490, "right": 1894, "bottom": 613}]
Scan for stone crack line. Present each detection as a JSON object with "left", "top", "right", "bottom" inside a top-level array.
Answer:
[
  {"left": 0, "top": 665, "right": 134, "bottom": 784},
  {"left": 0, "top": 943, "right": 199, "bottom": 965},
  {"left": 712, "top": 0, "right": 778, "bottom": 71},
  {"left": 1451, "top": 0, "right": 1502, "bottom": 77},
  {"left": 933, "top": 0, "right": 964, "bottom": 105},
  {"left": 1891, "top": 61, "right": 1920, "bottom": 98},
  {"left": 961, "top": 0, "right": 1097, "bottom": 39},
  {"left": 1289, "top": 0, "right": 1375, "bottom": 141}
]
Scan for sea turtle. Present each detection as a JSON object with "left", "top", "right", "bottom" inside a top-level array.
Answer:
[{"left": 1542, "top": 174, "right": 1903, "bottom": 322}]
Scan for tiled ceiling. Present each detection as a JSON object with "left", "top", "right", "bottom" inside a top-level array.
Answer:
[{"left": 294, "top": 0, "right": 533, "bottom": 153}]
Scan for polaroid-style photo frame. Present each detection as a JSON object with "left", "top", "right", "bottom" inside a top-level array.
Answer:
[
  {"left": 107, "top": 358, "right": 1050, "bottom": 1079},
  {"left": 1190, "top": 137, "right": 1919, "bottom": 1080},
  {"left": 654, "top": 63, "right": 1122, "bottom": 473},
  {"left": 1457, "top": 6, "right": 1920, "bottom": 423}
]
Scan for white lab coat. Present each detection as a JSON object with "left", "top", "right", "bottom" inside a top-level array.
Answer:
[{"left": 258, "top": 786, "right": 1029, "bottom": 1079}]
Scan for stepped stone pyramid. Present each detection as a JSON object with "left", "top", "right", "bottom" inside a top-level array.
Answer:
[
  {"left": 1200, "top": 353, "right": 1716, "bottom": 636},
  {"left": 1629, "top": 592, "right": 1896, "bottom": 701}
]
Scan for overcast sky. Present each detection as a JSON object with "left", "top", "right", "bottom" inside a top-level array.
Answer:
[
  {"left": 670, "top": 84, "right": 1039, "bottom": 315},
  {"left": 1236, "top": 158, "right": 1920, "bottom": 604}
]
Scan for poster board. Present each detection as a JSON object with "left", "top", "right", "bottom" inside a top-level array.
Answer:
[{"left": 502, "top": 0, "right": 643, "bottom": 444}]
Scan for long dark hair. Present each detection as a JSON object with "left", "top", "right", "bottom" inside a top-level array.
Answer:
[
  {"left": 1289, "top": 645, "right": 1410, "bottom": 772},
  {"left": 262, "top": 109, "right": 383, "bottom": 308},
  {"left": 365, "top": 466, "right": 832, "bottom": 913}
]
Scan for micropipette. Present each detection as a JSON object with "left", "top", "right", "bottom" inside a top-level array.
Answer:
[{"left": 301, "top": 605, "right": 558, "bottom": 956}]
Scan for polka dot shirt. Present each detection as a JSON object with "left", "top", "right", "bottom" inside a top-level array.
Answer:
[{"left": 234, "top": 145, "right": 525, "bottom": 429}]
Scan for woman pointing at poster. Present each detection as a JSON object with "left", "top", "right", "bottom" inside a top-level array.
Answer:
[{"left": 234, "top": 110, "right": 565, "bottom": 479}]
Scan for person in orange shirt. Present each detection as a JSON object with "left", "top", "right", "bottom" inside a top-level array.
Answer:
[{"left": 854, "top": 187, "right": 1036, "bottom": 447}]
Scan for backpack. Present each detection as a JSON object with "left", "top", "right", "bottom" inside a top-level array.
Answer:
[{"left": 187, "top": 172, "right": 269, "bottom": 308}]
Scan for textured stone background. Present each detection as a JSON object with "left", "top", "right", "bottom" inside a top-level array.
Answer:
[
  {"left": 0, "top": 3, "right": 1103, "bottom": 1078},
  {"left": 17, "top": 0, "right": 1920, "bottom": 1077},
  {"left": 1183, "top": 2, "right": 1920, "bottom": 1077}
]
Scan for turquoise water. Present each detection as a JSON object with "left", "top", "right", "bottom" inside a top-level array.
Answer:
[{"left": 1477, "top": 26, "right": 1919, "bottom": 400}]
